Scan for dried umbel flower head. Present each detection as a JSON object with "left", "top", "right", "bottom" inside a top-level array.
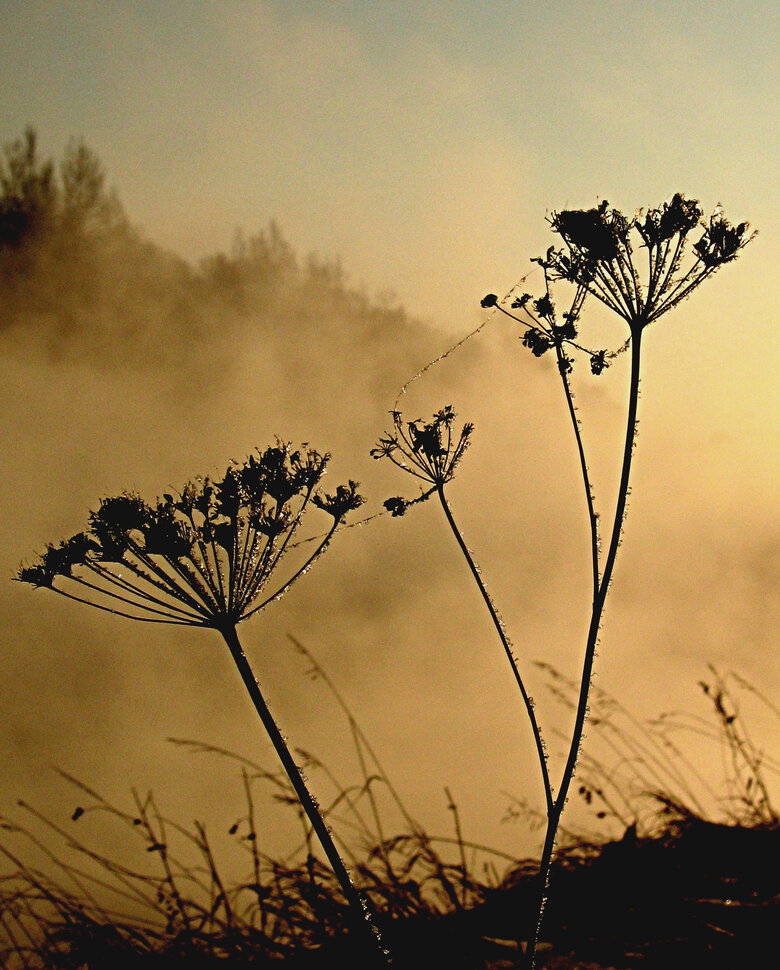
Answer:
[
  {"left": 482, "top": 278, "right": 596, "bottom": 375},
  {"left": 482, "top": 194, "right": 753, "bottom": 377},
  {"left": 17, "top": 442, "right": 364, "bottom": 628},
  {"left": 371, "top": 405, "right": 473, "bottom": 515},
  {"left": 545, "top": 193, "right": 754, "bottom": 331}
]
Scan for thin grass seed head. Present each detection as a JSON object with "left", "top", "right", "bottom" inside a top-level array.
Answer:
[
  {"left": 371, "top": 405, "right": 473, "bottom": 516},
  {"left": 17, "top": 441, "right": 365, "bottom": 628}
]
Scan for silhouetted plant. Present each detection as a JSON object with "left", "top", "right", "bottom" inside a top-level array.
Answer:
[
  {"left": 372, "top": 408, "right": 554, "bottom": 820},
  {"left": 2, "top": 667, "right": 777, "bottom": 969},
  {"left": 694, "top": 666, "right": 779, "bottom": 826},
  {"left": 15, "top": 442, "right": 393, "bottom": 967},
  {"left": 377, "top": 194, "right": 753, "bottom": 967}
]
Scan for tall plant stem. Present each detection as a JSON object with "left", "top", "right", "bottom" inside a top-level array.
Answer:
[
  {"left": 524, "top": 328, "right": 644, "bottom": 969},
  {"left": 436, "top": 485, "right": 553, "bottom": 814},
  {"left": 219, "top": 623, "right": 392, "bottom": 967},
  {"left": 555, "top": 347, "right": 600, "bottom": 604}
]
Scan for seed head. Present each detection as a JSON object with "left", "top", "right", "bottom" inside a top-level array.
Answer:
[
  {"left": 372, "top": 406, "right": 473, "bottom": 509},
  {"left": 312, "top": 480, "right": 365, "bottom": 521},
  {"left": 545, "top": 194, "right": 754, "bottom": 331},
  {"left": 17, "top": 442, "right": 364, "bottom": 627}
]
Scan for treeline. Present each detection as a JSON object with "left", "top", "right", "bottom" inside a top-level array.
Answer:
[{"left": 0, "top": 128, "right": 428, "bottom": 382}]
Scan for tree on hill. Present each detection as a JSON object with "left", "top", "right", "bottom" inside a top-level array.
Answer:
[{"left": 0, "top": 127, "right": 123, "bottom": 249}]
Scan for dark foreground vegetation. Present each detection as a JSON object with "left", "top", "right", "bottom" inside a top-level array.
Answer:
[
  {"left": 3, "top": 663, "right": 778, "bottom": 970},
  {"left": 2, "top": 785, "right": 777, "bottom": 969}
]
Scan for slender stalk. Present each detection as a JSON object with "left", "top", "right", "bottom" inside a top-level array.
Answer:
[
  {"left": 524, "top": 327, "right": 644, "bottom": 969},
  {"left": 554, "top": 344, "right": 600, "bottom": 603},
  {"left": 436, "top": 485, "right": 553, "bottom": 814},
  {"left": 445, "top": 786, "right": 468, "bottom": 906},
  {"left": 48, "top": 584, "right": 199, "bottom": 624},
  {"left": 218, "top": 623, "right": 392, "bottom": 967}
]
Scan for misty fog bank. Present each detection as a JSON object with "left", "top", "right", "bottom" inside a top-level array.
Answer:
[{"left": 2, "top": 132, "right": 778, "bottom": 869}]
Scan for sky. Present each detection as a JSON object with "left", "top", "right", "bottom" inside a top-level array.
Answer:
[
  {"left": 1, "top": 0, "right": 779, "bottom": 886},
  {"left": 4, "top": 0, "right": 777, "bottom": 321}
]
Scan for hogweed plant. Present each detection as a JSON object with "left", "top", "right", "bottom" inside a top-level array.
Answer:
[
  {"left": 375, "top": 194, "right": 753, "bottom": 968},
  {"left": 16, "top": 442, "right": 392, "bottom": 967},
  {"left": 372, "top": 407, "right": 553, "bottom": 810}
]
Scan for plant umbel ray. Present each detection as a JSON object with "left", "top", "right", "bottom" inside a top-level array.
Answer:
[
  {"left": 17, "top": 441, "right": 392, "bottom": 967},
  {"left": 378, "top": 194, "right": 753, "bottom": 967}
]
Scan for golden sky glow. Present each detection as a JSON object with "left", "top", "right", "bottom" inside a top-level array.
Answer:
[{"left": 1, "top": 0, "right": 778, "bottom": 863}]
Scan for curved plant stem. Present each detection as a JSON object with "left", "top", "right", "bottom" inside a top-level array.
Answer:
[
  {"left": 555, "top": 345, "right": 600, "bottom": 604},
  {"left": 523, "top": 328, "right": 644, "bottom": 969},
  {"left": 436, "top": 485, "right": 553, "bottom": 814},
  {"left": 219, "top": 623, "right": 392, "bottom": 967}
]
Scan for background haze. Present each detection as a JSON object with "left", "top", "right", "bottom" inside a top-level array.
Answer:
[{"left": 1, "top": 0, "right": 778, "bottom": 868}]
